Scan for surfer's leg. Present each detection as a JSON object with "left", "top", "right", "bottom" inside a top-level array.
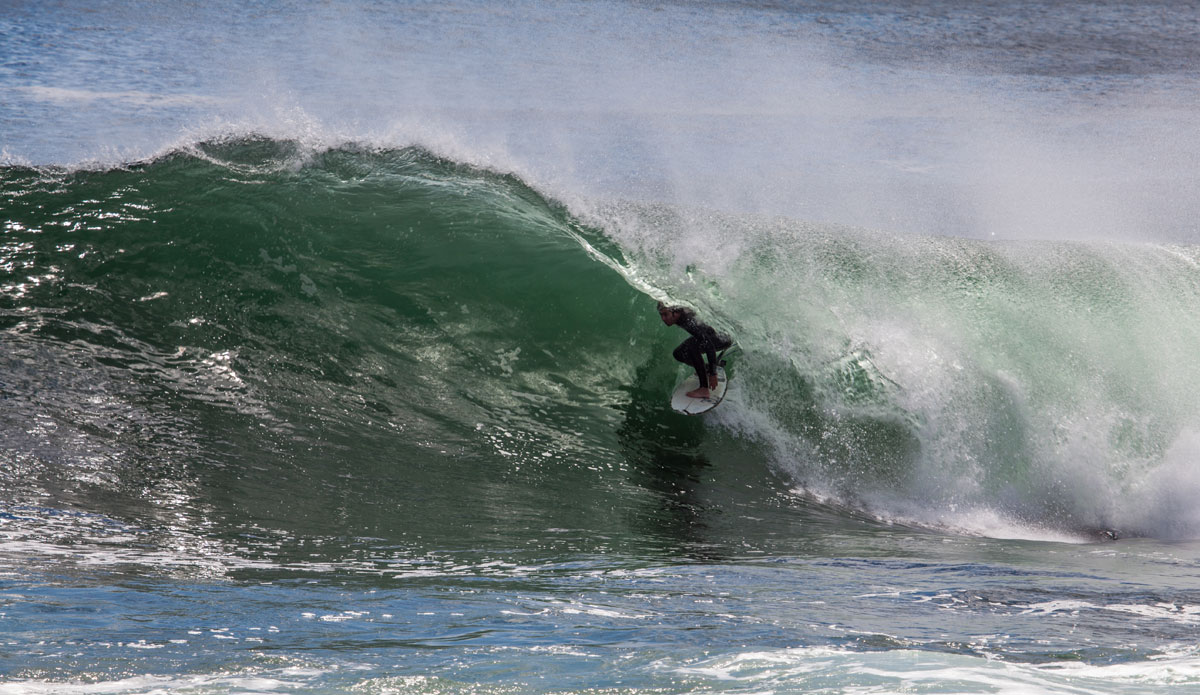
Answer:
[{"left": 673, "top": 338, "right": 708, "bottom": 388}]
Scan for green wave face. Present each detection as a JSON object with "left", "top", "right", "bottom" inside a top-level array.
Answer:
[
  {"left": 3, "top": 138, "right": 1200, "bottom": 546},
  {"left": 1, "top": 140, "right": 681, "bottom": 553}
]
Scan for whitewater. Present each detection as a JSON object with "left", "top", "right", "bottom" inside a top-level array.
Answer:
[{"left": 3, "top": 1, "right": 1200, "bottom": 693}]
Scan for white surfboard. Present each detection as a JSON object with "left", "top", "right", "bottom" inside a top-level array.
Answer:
[{"left": 670, "top": 366, "right": 727, "bottom": 415}]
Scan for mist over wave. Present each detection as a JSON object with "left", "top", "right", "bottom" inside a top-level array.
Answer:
[{"left": 4, "top": 0, "right": 1199, "bottom": 244}]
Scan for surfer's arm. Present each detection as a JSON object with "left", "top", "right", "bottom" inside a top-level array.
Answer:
[{"left": 701, "top": 339, "right": 718, "bottom": 374}]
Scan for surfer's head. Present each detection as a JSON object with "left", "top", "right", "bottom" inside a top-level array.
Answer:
[{"left": 657, "top": 301, "right": 688, "bottom": 326}]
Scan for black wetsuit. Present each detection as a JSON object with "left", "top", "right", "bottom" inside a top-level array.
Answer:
[{"left": 673, "top": 314, "right": 732, "bottom": 388}]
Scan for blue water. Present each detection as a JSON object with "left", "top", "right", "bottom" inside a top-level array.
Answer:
[{"left": 3, "top": 1, "right": 1200, "bottom": 693}]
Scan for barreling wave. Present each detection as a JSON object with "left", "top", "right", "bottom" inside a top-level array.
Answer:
[
  {"left": 596, "top": 204, "right": 1200, "bottom": 541},
  {"left": 3, "top": 136, "right": 1199, "bottom": 552}
]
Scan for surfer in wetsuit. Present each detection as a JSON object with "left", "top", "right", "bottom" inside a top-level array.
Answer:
[{"left": 657, "top": 301, "right": 732, "bottom": 399}]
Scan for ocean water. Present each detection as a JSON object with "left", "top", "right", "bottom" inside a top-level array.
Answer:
[{"left": 3, "top": 1, "right": 1200, "bottom": 693}]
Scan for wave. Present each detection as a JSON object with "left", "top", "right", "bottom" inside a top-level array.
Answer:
[{"left": 3, "top": 137, "right": 1199, "bottom": 550}]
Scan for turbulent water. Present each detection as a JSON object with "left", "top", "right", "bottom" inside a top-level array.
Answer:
[{"left": 3, "top": 1, "right": 1200, "bottom": 693}]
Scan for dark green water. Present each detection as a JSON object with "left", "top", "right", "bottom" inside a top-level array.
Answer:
[{"left": 2, "top": 140, "right": 675, "bottom": 557}]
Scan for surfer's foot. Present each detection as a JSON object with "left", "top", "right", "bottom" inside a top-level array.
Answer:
[{"left": 686, "top": 387, "right": 711, "bottom": 399}]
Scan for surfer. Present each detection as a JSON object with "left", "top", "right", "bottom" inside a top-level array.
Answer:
[{"left": 657, "top": 301, "right": 732, "bottom": 399}]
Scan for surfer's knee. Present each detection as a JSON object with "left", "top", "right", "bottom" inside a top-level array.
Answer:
[{"left": 673, "top": 338, "right": 701, "bottom": 363}]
